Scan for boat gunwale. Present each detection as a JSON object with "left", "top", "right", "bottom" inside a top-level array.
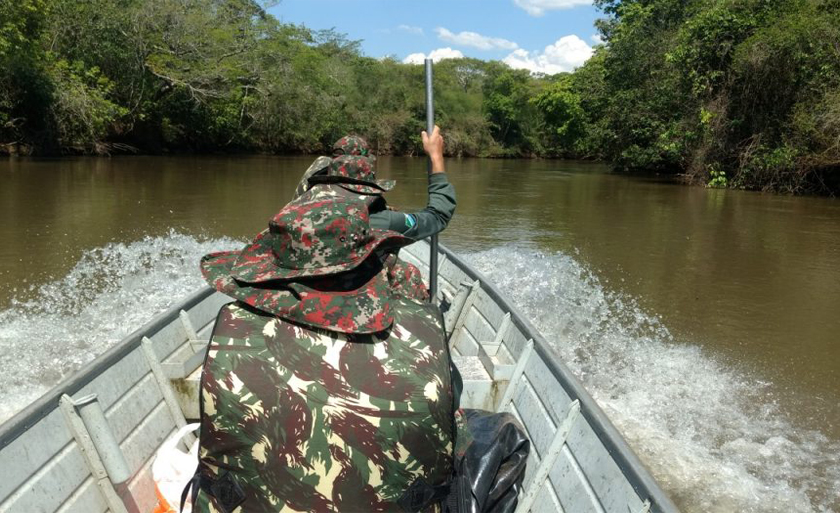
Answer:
[
  {"left": 0, "top": 285, "right": 215, "bottom": 450},
  {"left": 438, "top": 244, "right": 679, "bottom": 513}
]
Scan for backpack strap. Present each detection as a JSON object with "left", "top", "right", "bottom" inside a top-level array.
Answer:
[
  {"left": 444, "top": 474, "right": 472, "bottom": 513},
  {"left": 179, "top": 467, "right": 201, "bottom": 513},
  {"left": 179, "top": 470, "right": 246, "bottom": 513},
  {"left": 398, "top": 478, "right": 452, "bottom": 513}
]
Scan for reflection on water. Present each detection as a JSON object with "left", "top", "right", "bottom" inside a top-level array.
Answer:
[{"left": 1, "top": 155, "right": 839, "bottom": 511}]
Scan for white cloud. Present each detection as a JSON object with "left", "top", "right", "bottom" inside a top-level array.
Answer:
[
  {"left": 502, "top": 35, "right": 593, "bottom": 74},
  {"left": 403, "top": 53, "right": 426, "bottom": 65},
  {"left": 402, "top": 47, "right": 465, "bottom": 65},
  {"left": 513, "top": 0, "right": 592, "bottom": 17},
  {"left": 590, "top": 34, "right": 604, "bottom": 45},
  {"left": 429, "top": 48, "right": 465, "bottom": 61},
  {"left": 435, "top": 27, "right": 518, "bottom": 51},
  {"left": 397, "top": 25, "right": 424, "bottom": 36}
]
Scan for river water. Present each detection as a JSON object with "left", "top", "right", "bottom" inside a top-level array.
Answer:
[{"left": 1, "top": 155, "right": 838, "bottom": 511}]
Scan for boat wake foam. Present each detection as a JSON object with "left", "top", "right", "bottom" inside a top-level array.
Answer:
[
  {"left": 0, "top": 231, "right": 241, "bottom": 425},
  {"left": 468, "top": 247, "right": 839, "bottom": 513}
]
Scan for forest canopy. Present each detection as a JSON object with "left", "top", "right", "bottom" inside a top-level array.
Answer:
[{"left": 1, "top": 0, "right": 839, "bottom": 194}]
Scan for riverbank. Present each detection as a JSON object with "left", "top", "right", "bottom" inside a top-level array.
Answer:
[
  {"left": 4, "top": 147, "right": 838, "bottom": 197},
  {"left": 5, "top": 0, "right": 839, "bottom": 197}
]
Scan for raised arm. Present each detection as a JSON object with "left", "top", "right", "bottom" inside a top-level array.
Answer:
[{"left": 370, "top": 126, "right": 456, "bottom": 239}]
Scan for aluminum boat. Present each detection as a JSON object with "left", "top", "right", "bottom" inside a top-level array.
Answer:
[{"left": 0, "top": 241, "right": 678, "bottom": 513}]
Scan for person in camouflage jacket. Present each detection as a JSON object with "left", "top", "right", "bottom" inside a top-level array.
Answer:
[
  {"left": 291, "top": 130, "right": 451, "bottom": 305},
  {"left": 295, "top": 129, "right": 456, "bottom": 243},
  {"left": 192, "top": 189, "right": 455, "bottom": 512},
  {"left": 292, "top": 135, "right": 385, "bottom": 199}
]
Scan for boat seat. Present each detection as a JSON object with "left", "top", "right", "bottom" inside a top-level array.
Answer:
[
  {"left": 451, "top": 355, "right": 496, "bottom": 410},
  {"left": 161, "top": 340, "right": 207, "bottom": 379},
  {"left": 180, "top": 366, "right": 203, "bottom": 421},
  {"left": 445, "top": 277, "right": 529, "bottom": 411},
  {"left": 162, "top": 310, "right": 210, "bottom": 420},
  {"left": 160, "top": 310, "right": 209, "bottom": 377},
  {"left": 480, "top": 343, "right": 514, "bottom": 376}
]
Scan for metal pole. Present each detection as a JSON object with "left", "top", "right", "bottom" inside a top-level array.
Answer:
[{"left": 425, "top": 59, "right": 439, "bottom": 304}]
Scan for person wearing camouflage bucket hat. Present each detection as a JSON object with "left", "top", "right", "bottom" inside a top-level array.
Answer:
[
  {"left": 291, "top": 134, "right": 372, "bottom": 200},
  {"left": 297, "top": 126, "right": 457, "bottom": 244},
  {"left": 189, "top": 188, "right": 457, "bottom": 512},
  {"left": 308, "top": 154, "right": 396, "bottom": 195},
  {"left": 300, "top": 128, "right": 452, "bottom": 309}
]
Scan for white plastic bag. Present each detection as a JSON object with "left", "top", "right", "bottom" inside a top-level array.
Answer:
[{"left": 151, "top": 423, "right": 200, "bottom": 513}]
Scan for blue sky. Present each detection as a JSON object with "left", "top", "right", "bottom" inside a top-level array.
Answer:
[{"left": 267, "top": 0, "right": 603, "bottom": 74}]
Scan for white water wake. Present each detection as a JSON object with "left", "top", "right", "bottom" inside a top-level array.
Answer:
[
  {"left": 0, "top": 231, "right": 241, "bottom": 424},
  {"left": 468, "top": 247, "right": 839, "bottom": 513}
]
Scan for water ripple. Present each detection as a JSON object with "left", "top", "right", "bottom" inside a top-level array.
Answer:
[{"left": 0, "top": 231, "right": 241, "bottom": 423}]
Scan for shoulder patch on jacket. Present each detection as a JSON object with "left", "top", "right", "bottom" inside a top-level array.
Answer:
[{"left": 404, "top": 214, "right": 417, "bottom": 230}]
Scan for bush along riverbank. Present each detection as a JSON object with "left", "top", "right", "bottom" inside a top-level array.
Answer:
[
  {"left": 579, "top": 0, "right": 840, "bottom": 196},
  {"left": 2, "top": 0, "right": 839, "bottom": 195}
]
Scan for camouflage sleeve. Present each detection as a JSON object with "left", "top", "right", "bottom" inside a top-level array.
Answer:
[{"left": 369, "top": 173, "right": 456, "bottom": 240}]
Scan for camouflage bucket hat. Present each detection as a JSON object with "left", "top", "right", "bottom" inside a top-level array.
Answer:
[
  {"left": 332, "top": 135, "right": 371, "bottom": 157},
  {"left": 309, "top": 155, "right": 396, "bottom": 195},
  {"left": 201, "top": 252, "right": 398, "bottom": 333},
  {"left": 230, "top": 195, "right": 411, "bottom": 283}
]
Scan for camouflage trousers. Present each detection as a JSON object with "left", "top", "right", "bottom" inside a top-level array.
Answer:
[{"left": 195, "top": 299, "right": 454, "bottom": 512}]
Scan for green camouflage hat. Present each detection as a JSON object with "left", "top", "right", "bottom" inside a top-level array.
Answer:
[
  {"left": 332, "top": 134, "right": 371, "bottom": 157},
  {"left": 201, "top": 252, "right": 430, "bottom": 332},
  {"left": 309, "top": 155, "right": 396, "bottom": 195},
  {"left": 201, "top": 252, "right": 398, "bottom": 333},
  {"left": 200, "top": 192, "right": 414, "bottom": 332},
  {"left": 230, "top": 194, "right": 410, "bottom": 283}
]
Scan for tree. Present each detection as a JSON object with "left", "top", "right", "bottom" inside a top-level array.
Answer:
[
  {"left": 0, "top": 0, "right": 53, "bottom": 150},
  {"left": 482, "top": 63, "right": 540, "bottom": 156},
  {"left": 532, "top": 76, "right": 585, "bottom": 156}
]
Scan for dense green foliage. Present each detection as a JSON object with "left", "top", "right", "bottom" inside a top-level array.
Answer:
[
  {"left": 2, "top": 0, "right": 839, "bottom": 193},
  {"left": 0, "top": 0, "right": 557, "bottom": 158},
  {"left": 571, "top": 0, "right": 840, "bottom": 193}
]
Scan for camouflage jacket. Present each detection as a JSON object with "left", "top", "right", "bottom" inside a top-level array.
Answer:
[{"left": 195, "top": 299, "right": 454, "bottom": 512}]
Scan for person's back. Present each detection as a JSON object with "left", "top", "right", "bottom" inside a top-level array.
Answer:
[
  {"left": 189, "top": 193, "right": 456, "bottom": 512},
  {"left": 195, "top": 299, "right": 453, "bottom": 511}
]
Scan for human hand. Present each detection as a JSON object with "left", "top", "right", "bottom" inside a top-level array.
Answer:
[{"left": 421, "top": 125, "right": 445, "bottom": 173}]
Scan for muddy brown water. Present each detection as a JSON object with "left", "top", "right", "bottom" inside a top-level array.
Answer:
[{"left": 1, "top": 155, "right": 838, "bottom": 511}]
